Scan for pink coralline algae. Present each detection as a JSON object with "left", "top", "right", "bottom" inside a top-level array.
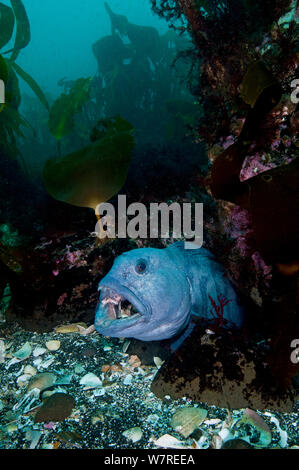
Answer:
[
  {"left": 251, "top": 251, "right": 272, "bottom": 282},
  {"left": 240, "top": 153, "right": 276, "bottom": 181},
  {"left": 64, "top": 247, "right": 87, "bottom": 269},
  {"left": 223, "top": 205, "right": 272, "bottom": 285},
  {"left": 224, "top": 206, "right": 253, "bottom": 256},
  {"left": 52, "top": 246, "right": 87, "bottom": 276},
  {"left": 57, "top": 293, "right": 67, "bottom": 306}
]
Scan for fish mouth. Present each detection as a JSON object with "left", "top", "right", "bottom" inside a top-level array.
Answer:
[{"left": 95, "top": 279, "right": 150, "bottom": 334}]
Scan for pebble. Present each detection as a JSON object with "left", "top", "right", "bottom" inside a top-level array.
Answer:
[{"left": 123, "top": 374, "right": 133, "bottom": 385}]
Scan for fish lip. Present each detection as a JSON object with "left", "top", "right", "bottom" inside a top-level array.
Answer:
[{"left": 95, "top": 277, "right": 151, "bottom": 330}]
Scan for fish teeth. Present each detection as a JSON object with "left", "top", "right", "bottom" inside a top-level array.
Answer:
[{"left": 101, "top": 294, "right": 140, "bottom": 320}]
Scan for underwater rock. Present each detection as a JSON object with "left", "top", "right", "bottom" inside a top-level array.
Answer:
[
  {"left": 151, "top": 326, "right": 297, "bottom": 412},
  {"left": 170, "top": 406, "right": 208, "bottom": 438},
  {"left": 34, "top": 392, "right": 75, "bottom": 423},
  {"left": 210, "top": 60, "right": 298, "bottom": 268},
  {"left": 126, "top": 339, "right": 171, "bottom": 366}
]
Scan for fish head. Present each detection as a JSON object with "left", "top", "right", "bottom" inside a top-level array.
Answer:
[{"left": 94, "top": 247, "right": 192, "bottom": 341}]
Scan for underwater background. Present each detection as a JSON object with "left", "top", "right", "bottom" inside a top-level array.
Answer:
[{"left": 0, "top": 0, "right": 298, "bottom": 451}]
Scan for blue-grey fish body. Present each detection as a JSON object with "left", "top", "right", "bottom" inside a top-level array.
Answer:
[{"left": 94, "top": 242, "right": 244, "bottom": 341}]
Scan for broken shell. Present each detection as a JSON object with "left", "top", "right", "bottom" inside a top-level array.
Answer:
[
  {"left": 27, "top": 372, "right": 56, "bottom": 392},
  {"left": 33, "top": 347, "right": 46, "bottom": 357},
  {"left": 40, "top": 357, "right": 55, "bottom": 369},
  {"left": 153, "top": 356, "right": 164, "bottom": 368},
  {"left": 122, "top": 427, "right": 143, "bottom": 443},
  {"left": 79, "top": 373, "right": 102, "bottom": 388},
  {"left": 154, "top": 434, "right": 190, "bottom": 449},
  {"left": 46, "top": 340, "right": 61, "bottom": 351},
  {"left": 91, "top": 414, "right": 105, "bottom": 425},
  {"left": 4, "top": 423, "right": 18, "bottom": 434},
  {"left": 13, "top": 342, "right": 32, "bottom": 361},
  {"left": 232, "top": 408, "right": 272, "bottom": 447},
  {"left": 17, "top": 374, "right": 32, "bottom": 387},
  {"left": 171, "top": 406, "right": 208, "bottom": 438},
  {"left": 24, "top": 365, "right": 37, "bottom": 376}
]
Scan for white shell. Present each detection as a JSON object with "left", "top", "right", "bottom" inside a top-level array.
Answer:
[
  {"left": 122, "top": 427, "right": 143, "bottom": 443},
  {"left": 33, "top": 347, "right": 46, "bottom": 357},
  {"left": 79, "top": 372, "right": 102, "bottom": 388},
  {"left": 17, "top": 374, "right": 31, "bottom": 387},
  {"left": 46, "top": 340, "right": 61, "bottom": 351},
  {"left": 154, "top": 434, "right": 190, "bottom": 449},
  {"left": 24, "top": 365, "right": 37, "bottom": 376}
]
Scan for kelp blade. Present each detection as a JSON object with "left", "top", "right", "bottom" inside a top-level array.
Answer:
[
  {"left": 0, "top": 2, "right": 15, "bottom": 49},
  {"left": 43, "top": 119, "right": 135, "bottom": 209},
  {"left": 11, "top": 61, "right": 49, "bottom": 110},
  {"left": 9, "top": 0, "right": 31, "bottom": 62}
]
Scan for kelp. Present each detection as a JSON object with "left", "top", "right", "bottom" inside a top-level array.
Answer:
[
  {"left": 240, "top": 61, "right": 281, "bottom": 109},
  {"left": 0, "top": 0, "right": 49, "bottom": 167},
  {"left": 92, "top": 4, "right": 196, "bottom": 143},
  {"left": 48, "top": 77, "right": 91, "bottom": 141},
  {"left": 92, "top": 35, "right": 130, "bottom": 74},
  {"left": 8, "top": 0, "right": 31, "bottom": 61},
  {"left": 104, "top": 1, "right": 129, "bottom": 36},
  {"left": 0, "top": 2, "right": 15, "bottom": 49},
  {"left": 104, "top": 2, "right": 161, "bottom": 63},
  {"left": 151, "top": 0, "right": 295, "bottom": 143},
  {"left": 43, "top": 116, "right": 135, "bottom": 209},
  {"left": 0, "top": 53, "right": 8, "bottom": 85},
  {"left": 11, "top": 62, "right": 49, "bottom": 111}
]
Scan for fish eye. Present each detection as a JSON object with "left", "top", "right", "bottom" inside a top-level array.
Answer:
[{"left": 135, "top": 259, "right": 147, "bottom": 274}]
